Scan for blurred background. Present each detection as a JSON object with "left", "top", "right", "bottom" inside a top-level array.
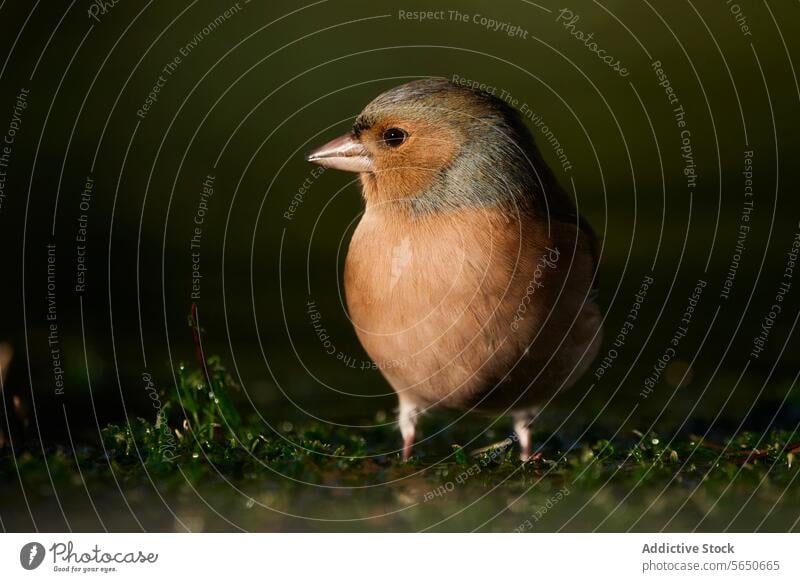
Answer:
[{"left": 0, "top": 0, "right": 798, "bottom": 452}]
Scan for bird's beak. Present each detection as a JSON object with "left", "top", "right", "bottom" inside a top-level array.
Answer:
[{"left": 305, "top": 134, "right": 372, "bottom": 173}]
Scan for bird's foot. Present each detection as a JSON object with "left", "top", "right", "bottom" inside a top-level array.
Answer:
[
  {"left": 519, "top": 450, "right": 542, "bottom": 463},
  {"left": 399, "top": 400, "right": 420, "bottom": 462},
  {"left": 512, "top": 408, "right": 540, "bottom": 463},
  {"left": 402, "top": 434, "right": 414, "bottom": 462}
]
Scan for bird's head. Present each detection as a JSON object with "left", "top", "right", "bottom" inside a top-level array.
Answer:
[{"left": 306, "top": 78, "right": 550, "bottom": 213}]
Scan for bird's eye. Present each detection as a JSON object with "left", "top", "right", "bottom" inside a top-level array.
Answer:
[{"left": 382, "top": 127, "right": 407, "bottom": 147}]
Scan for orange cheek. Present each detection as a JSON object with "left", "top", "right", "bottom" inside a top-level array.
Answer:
[{"left": 365, "top": 134, "right": 459, "bottom": 203}]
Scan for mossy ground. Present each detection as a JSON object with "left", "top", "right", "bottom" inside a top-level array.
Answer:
[{"left": 2, "top": 356, "right": 799, "bottom": 532}]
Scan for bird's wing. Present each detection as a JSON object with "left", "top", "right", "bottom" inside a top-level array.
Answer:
[{"left": 548, "top": 206, "right": 601, "bottom": 293}]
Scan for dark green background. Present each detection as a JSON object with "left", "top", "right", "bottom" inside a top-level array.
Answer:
[{"left": 1, "top": 0, "right": 798, "bottom": 446}]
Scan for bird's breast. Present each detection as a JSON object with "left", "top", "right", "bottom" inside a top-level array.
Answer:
[{"left": 343, "top": 205, "right": 588, "bottom": 409}]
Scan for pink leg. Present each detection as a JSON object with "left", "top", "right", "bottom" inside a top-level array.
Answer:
[
  {"left": 402, "top": 433, "right": 414, "bottom": 462},
  {"left": 513, "top": 409, "right": 540, "bottom": 462},
  {"left": 399, "top": 400, "right": 420, "bottom": 461}
]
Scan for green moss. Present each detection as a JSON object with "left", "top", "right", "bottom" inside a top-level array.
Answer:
[{"left": 2, "top": 354, "right": 799, "bottom": 531}]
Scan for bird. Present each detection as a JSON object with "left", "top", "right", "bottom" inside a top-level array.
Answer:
[{"left": 306, "top": 78, "right": 602, "bottom": 462}]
